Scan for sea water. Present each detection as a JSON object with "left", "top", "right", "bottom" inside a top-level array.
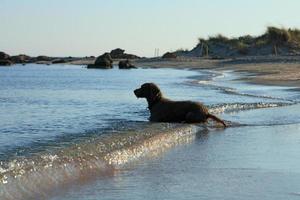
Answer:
[{"left": 0, "top": 64, "right": 299, "bottom": 200}]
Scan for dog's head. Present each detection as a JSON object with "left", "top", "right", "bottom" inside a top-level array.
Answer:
[{"left": 134, "top": 83, "right": 162, "bottom": 101}]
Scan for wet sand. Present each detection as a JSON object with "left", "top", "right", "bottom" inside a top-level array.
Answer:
[{"left": 134, "top": 56, "right": 300, "bottom": 88}]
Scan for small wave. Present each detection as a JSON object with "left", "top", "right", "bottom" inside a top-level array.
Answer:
[
  {"left": 208, "top": 102, "right": 292, "bottom": 114},
  {"left": 188, "top": 80, "right": 291, "bottom": 103},
  {"left": 0, "top": 123, "right": 202, "bottom": 200},
  {"left": 197, "top": 80, "right": 212, "bottom": 85},
  {"left": 187, "top": 70, "right": 297, "bottom": 103},
  {"left": 223, "top": 88, "right": 295, "bottom": 102}
]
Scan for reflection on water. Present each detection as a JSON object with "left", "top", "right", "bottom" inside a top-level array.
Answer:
[{"left": 0, "top": 123, "right": 201, "bottom": 199}]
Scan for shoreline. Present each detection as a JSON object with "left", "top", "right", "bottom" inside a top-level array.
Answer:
[
  {"left": 135, "top": 56, "right": 300, "bottom": 88},
  {"left": 3, "top": 55, "right": 300, "bottom": 88}
]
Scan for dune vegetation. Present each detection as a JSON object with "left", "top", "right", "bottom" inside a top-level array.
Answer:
[{"left": 175, "top": 27, "right": 300, "bottom": 57}]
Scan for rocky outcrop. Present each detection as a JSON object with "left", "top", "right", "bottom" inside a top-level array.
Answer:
[
  {"left": 110, "top": 48, "right": 125, "bottom": 57},
  {"left": 162, "top": 52, "right": 177, "bottom": 59},
  {"left": 87, "top": 53, "right": 113, "bottom": 69},
  {"left": 0, "top": 59, "right": 12, "bottom": 66},
  {"left": 0, "top": 52, "right": 12, "bottom": 66},
  {"left": 10, "top": 54, "right": 31, "bottom": 63},
  {"left": 94, "top": 53, "right": 113, "bottom": 67},
  {"left": 0, "top": 52, "right": 10, "bottom": 60},
  {"left": 36, "top": 56, "right": 52, "bottom": 62},
  {"left": 118, "top": 59, "right": 136, "bottom": 69},
  {"left": 110, "top": 48, "right": 140, "bottom": 59},
  {"left": 32, "top": 56, "right": 53, "bottom": 64}
]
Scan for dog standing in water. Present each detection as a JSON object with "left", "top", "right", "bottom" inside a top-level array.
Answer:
[{"left": 134, "top": 83, "right": 226, "bottom": 127}]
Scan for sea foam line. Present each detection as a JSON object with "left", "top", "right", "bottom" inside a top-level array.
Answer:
[{"left": 208, "top": 102, "right": 293, "bottom": 114}]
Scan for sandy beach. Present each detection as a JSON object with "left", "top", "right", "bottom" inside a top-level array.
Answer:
[{"left": 134, "top": 56, "right": 300, "bottom": 88}]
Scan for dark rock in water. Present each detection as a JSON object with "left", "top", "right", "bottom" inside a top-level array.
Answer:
[
  {"left": 87, "top": 53, "right": 113, "bottom": 69},
  {"left": 10, "top": 54, "right": 31, "bottom": 63},
  {"left": 122, "top": 53, "right": 140, "bottom": 59},
  {"left": 0, "top": 52, "right": 12, "bottom": 66},
  {"left": 36, "top": 56, "right": 52, "bottom": 62},
  {"left": 0, "top": 52, "right": 10, "bottom": 60},
  {"left": 52, "top": 57, "right": 79, "bottom": 64},
  {"left": 95, "top": 53, "right": 113, "bottom": 65},
  {"left": 30, "top": 56, "right": 53, "bottom": 64},
  {"left": 110, "top": 48, "right": 140, "bottom": 59},
  {"left": 110, "top": 48, "right": 125, "bottom": 57},
  {"left": 0, "top": 59, "right": 13, "bottom": 66},
  {"left": 118, "top": 59, "right": 136, "bottom": 69},
  {"left": 162, "top": 52, "right": 177, "bottom": 59}
]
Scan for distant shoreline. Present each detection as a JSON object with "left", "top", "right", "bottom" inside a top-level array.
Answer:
[{"left": 2, "top": 53, "right": 299, "bottom": 88}]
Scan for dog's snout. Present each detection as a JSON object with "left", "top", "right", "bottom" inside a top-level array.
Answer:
[{"left": 134, "top": 88, "right": 141, "bottom": 97}]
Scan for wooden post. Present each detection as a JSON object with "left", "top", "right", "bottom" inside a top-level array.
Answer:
[
  {"left": 205, "top": 44, "right": 209, "bottom": 57},
  {"left": 273, "top": 44, "right": 278, "bottom": 56}
]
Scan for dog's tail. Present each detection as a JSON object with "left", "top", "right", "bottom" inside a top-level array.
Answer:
[{"left": 207, "top": 113, "right": 227, "bottom": 127}]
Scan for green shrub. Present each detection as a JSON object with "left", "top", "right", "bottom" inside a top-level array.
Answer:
[
  {"left": 196, "top": 26, "right": 300, "bottom": 54},
  {"left": 235, "top": 41, "right": 248, "bottom": 55},
  {"left": 287, "top": 28, "right": 300, "bottom": 45},
  {"left": 255, "top": 39, "right": 268, "bottom": 46},
  {"left": 266, "top": 26, "right": 290, "bottom": 44},
  {"left": 198, "top": 37, "right": 206, "bottom": 44},
  {"left": 238, "top": 35, "right": 254, "bottom": 45},
  {"left": 208, "top": 34, "right": 229, "bottom": 43}
]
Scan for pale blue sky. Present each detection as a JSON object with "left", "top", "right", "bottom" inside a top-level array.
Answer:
[{"left": 1, "top": 0, "right": 300, "bottom": 57}]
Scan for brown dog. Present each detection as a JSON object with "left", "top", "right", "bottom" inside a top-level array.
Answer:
[{"left": 134, "top": 83, "right": 226, "bottom": 127}]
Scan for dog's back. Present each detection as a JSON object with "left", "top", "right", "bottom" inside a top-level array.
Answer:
[{"left": 149, "top": 98, "right": 209, "bottom": 123}]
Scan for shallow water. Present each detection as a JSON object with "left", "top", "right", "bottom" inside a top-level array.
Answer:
[
  {"left": 0, "top": 64, "right": 299, "bottom": 199},
  {"left": 0, "top": 65, "right": 197, "bottom": 161}
]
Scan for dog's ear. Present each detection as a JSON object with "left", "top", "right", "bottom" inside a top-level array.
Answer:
[{"left": 149, "top": 83, "right": 162, "bottom": 101}]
